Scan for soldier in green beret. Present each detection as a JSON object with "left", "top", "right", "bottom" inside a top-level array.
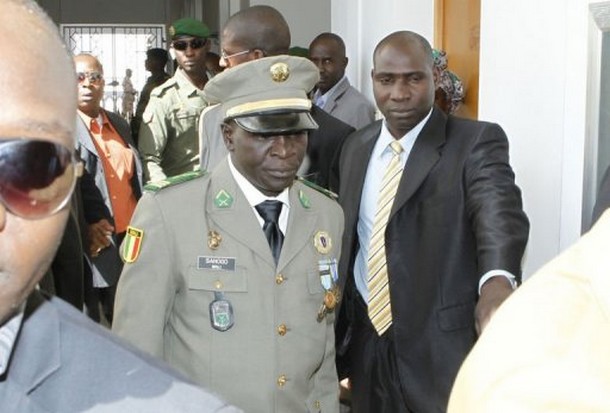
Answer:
[
  {"left": 114, "top": 55, "right": 344, "bottom": 413},
  {"left": 138, "top": 17, "right": 211, "bottom": 183}
]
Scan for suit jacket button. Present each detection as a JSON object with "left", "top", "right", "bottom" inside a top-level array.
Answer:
[
  {"left": 277, "top": 324, "right": 287, "bottom": 336},
  {"left": 277, "top": 374, "right": 287, "bottom": 387},
  {"left": 275, "top": 274, "right": 284, "bottom": 284}
]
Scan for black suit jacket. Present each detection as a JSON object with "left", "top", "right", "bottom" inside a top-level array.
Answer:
[
  {"left": 304, "top": 105, "right": 354, "bottom": 193},
  {"left": 336, "top": 108, "right": 529, "bottom": 412}
]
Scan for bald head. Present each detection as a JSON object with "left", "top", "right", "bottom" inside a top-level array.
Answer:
[
  {"left": 0, "top": 0, "right": 77, "bottom": 148},
  {"left": 374, "top": 31, "right": 434, "bottom": 69},
  {"left": 0, "top": 0, "right": 78, "bottom": 326},
  {"left": 223, "top": 5, "right": 291, "bottom": 57}
]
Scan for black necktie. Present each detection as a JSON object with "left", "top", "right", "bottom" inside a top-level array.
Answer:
[{"left": 255, "top": 200, "right": 284, "bottom": 265}]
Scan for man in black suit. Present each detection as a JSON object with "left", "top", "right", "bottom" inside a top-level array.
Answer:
[
  {"left": 198, "top": 5, "right": 353, "bottom": 192},
  {"left": 335, "top": 31, "right": 529, "bottom": 413}
]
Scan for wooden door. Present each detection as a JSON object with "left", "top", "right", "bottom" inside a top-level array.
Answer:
[{"left": 434, "top": 0, "right": 480, "bottom": 119}]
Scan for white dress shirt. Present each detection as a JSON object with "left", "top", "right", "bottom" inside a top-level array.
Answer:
[{"left": 227, "top": 156, "right": 290, "bottom": 234}]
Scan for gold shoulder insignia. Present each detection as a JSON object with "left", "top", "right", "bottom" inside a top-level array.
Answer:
[
  {"left": 144, "top": 170, "right": 207, "bottom": 193},
  {"left": 296, "top": 177, "right": 338, "bottom": 201}
]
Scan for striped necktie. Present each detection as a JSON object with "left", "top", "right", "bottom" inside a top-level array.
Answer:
[{"left": 367, "top": 140, "right": 403, "bottom": 335}]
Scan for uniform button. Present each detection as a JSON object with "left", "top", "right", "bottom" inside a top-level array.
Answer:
[
  {"left": 214, "top": 280, "right": 223, "bottom": 289},
  {"left": 111, "top": 195, "right": 117, "bottom": 200},
  {"left": 277, "top": 324, "right": 287, "bottom": 336},
  {"left": 314, "top": 400, "right": 321, "bottom": 409},
  {"left": 110, "top": 174, "right": 115, "bottom": 178},
  {"left": 277, "top": 375, "right": 287, "bottom": 387},
  {"left": 275, "top": 274, "right": 284, "bottom": 284}
]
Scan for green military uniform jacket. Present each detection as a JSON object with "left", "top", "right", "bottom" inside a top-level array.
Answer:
[
  {"left": 113, "top": 159, "right": 344, "bottom": 413},
  {"left": 138, "top": 68, "right": 207, "bottom": 183}
]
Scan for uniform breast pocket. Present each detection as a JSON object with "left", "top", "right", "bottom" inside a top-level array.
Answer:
[
  {"left": 172, "top": 108, "right": 198, "bottom": 135},
  {"left": 187, "top": 265, "right": 248, "bottom": 292},
  {"left": 307, "top": 269, "right": 325, "bottom": 295}
]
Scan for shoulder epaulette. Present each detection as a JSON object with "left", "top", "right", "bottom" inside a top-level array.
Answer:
[
  {"left": 150, "top": 78, "right": 177, "bottom": 97},
  {"left": 296, "top": 176, "right": 338, "bottom": 201},
  {"left": 144, "top": 170, "right": 208, "bottom": 193}
]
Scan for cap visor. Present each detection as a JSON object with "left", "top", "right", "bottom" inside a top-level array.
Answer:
[{"left": 234, "top": 112, "right": 318, "bottom": 134}]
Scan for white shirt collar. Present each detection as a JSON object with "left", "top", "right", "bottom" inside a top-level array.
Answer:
[
  {"left": 0, "top": 305, "right": 25, "bottom": 376},
  {"left": 313, "top": 75, "right": 347, "bottom": 108},
  {"left": 227, "top": 156, "right": 290, "bottom": 210}
]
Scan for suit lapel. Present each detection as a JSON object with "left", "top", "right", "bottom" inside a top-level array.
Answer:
[
  {"left": 75, "top": 115, "right": 98, "bottom": 155},
  {"left": 276, "top": 184, "right": 317, "bottom": 272},
  {"left": 390, "top": 109, "right": 447, "bottom": 219},
  {"left": 341, "top": 122, "right": 381, "bottom": 216},
  {"left": 206, "top": 160, "right": 275, "bottom": 267},
  {"left": 11, "top": 293, "right": 61, "bottom": 395},
  {"left": 325, "top": 77, "right": 350, "bottom": 113}
]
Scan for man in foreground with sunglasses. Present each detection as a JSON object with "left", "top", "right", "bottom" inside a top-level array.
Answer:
[
  {"left": 0, "top": 1, "right": 241, "bottom": 411},
  {"left": 138, "top": 17, "right": 211, "bottom": 183}
]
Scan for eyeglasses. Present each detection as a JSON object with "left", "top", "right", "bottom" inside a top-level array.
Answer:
[
  {"left": 172, "top": 38, "right": 207, "bottom": 51},
  {"left": 220, "top": 49, "right": 251, "bottom": 61},
  {"left": 0, "top": 139, "right": 83, "bottom": 219},
  {"left": 76, "top": 71, "right": 103, "bottom": 85}
]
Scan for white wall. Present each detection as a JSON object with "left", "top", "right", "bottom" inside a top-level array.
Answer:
[
  {"left": 333, "top": 0, "right": 599, "bottom": 278},
  {"left": 249, "top": 0, "right": 331, "bottom": 49},
  {"left": 479, "top": 0, "right": 593, "bottom": 276},
  {"left": 331, "top": 0, "right": 434, "bottom": 102}
]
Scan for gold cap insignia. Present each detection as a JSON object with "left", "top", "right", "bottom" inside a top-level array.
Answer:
[
  {"left": 270, "top": 62, "right": 290, "bottom": 82},
  {"left": 169, "top": 26, "right": 176, "bottom": 37}
]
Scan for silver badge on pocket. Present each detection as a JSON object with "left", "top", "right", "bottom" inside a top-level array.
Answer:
[{"left": 210, "top": 291, "right": 234, "bottom": 332}]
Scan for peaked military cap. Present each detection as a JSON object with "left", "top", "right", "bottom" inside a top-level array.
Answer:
[
  {"left": 202, "top": 55, "right": 319, "bottom": 134},
  {"left": 169, "top": 18, "right": 210, "bottom": 39}
]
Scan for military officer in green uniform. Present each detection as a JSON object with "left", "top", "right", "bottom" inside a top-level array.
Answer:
[
  {"left": 138, "top": 18, "right": 210, "bottom": 183},
  {"left": 113, "top": 56, "right": 344, "bottom": 413}
]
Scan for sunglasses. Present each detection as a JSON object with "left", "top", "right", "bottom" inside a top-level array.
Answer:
[
  {"left": 77, "top": 71, "right": 103, "bottom": 84},
  {"left": 0, "top": 139, "right": 83, "bottom": 220},
  {"left": 172, "top": 38, "right": 207, "bottom": 51}
]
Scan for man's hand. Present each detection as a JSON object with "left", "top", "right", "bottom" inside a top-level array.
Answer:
[
  {"left": 475, "top": 276, "right": 514, "bottom": 335},
  {"left": 87, "top": 219, "right": 114, "bottom": 257}
]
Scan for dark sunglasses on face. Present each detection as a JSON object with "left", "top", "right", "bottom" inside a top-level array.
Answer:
[
  {"left": 77, "top": 71, "right": 103, "bottom": 84},
  {"left": 0, "top": 139, "right": 83, "bottom": 220},
  {"left": 172, "top": 38, "right": 207, "bottom": 51}
]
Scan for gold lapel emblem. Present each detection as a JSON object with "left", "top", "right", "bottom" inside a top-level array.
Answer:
[
  {"left": 313, "top": 230, "right": 332, "bottom": 254},
  {"left": 208, "top": 230, "right": 222, "bottom": 250},
  {"left": 270, "top": 62, "right": 290, "bottom": 82}
]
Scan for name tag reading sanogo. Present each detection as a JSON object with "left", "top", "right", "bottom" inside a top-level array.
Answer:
[{"left": 198, "top": 256, "right": 236, "bottom": 271}]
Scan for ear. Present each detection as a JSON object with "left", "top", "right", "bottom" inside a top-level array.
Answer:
[
  {"left": 221, "top": 123, "right": 235, "bottom": 151},
  {"left": 252, "top": 49, "right": 266, "bottom": 59}
]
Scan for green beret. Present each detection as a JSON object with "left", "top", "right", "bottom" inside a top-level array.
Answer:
[
  {"left": 202, "top": 56, "right": 320, "bottom": 134},
  {"left": 169, "top": 18, "right": 210, "bottom": 39}
]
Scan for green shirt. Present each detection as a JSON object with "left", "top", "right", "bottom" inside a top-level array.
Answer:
[{"left": 138, "top": 68, "right": 208, "bottom": 183}]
